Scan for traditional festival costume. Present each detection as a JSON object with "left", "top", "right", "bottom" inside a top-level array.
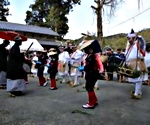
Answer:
[
  {"left": 70, "top": 46, "right": 84, "bottom": 87},
  {"left": 47, "top": 51, "right": 58, "bottom": 90},
  {"left": 125, "top": 29, "right": 146, "bottom": 99},
  {"left": 36, "top": 51, "right": 48, "bottom": 86},
  {"left": 143, "top": 46, "right": 150, "bottom": 85},
  {"left": 0, "top": 40, "right": 10, "bottom": 89},
  {"left": 31, "top": 53, "right": 38, "bottom": 77},
  {"left": 6, "top": 37, "right": 26, "bottom": 97},
  {"left": 58, "top": 46, "right": 71, "bottom": 83},
  {"left": 79, "top": 40, "right": 104, "bottom": 109},
  {"left": 79, "top": 36, "right": 103, "bottom": 90}
]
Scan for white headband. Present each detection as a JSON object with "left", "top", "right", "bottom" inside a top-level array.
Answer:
[{"left": 127, "top": 33, "right": 136, "bottom": 38}]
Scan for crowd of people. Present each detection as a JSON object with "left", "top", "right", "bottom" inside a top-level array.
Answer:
[{"left": 0, "top": 29, "right": 150, "bottom": 109}]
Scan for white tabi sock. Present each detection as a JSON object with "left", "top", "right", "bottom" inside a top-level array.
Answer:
[
  {"left": 55, "top": 75, "right": 57, "bottom": 80},
  {"left": 74, "top": 76, "right": 79, "bottom": 85},
  {"left": 134, "top": 82, "right": 142, "bottom": 96},
  {"left": 94, "top": 81, "right": 99, "bottom": 88}
]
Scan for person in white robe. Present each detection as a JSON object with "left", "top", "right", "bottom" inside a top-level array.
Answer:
[
  {"left": 69, "top": 45, "right": 84, "bottom": 87},
  {"left": 125, "top": 29, "right": 147, "bottom": 99},
  {"left": 143, "top": 45, "right": 150, "bottom": 85},
  {"left": 31, "top": 52, "right": 38, "bottom": 77},
  {"left": 58, "top": 46, "right": 71, "bottom": 83}
]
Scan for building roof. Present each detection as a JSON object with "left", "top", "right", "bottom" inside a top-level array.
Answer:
[
  {"left": 0, "top": 21, "right": 59, "bottom": 36},
  {"left": 38, "top": 40, "right": 60, "bottom": 46}
]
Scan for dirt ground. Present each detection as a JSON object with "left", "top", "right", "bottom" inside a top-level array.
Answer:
[{"left": 0, "top": 77, "right": 150, "bottom": 125}]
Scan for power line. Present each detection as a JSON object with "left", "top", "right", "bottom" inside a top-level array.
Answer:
[{"left": 108, "top": 6, "right": 150, "bottom": 30}]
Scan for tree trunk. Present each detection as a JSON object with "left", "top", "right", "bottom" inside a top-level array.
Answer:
[{"left": 97, "top": 0, "right": 103, "bottom": 48}]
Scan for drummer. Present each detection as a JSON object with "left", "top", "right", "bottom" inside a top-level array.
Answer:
[
  {"left": 58, "top": 45, "right": 71, "bottom": 83},
  {"left": 125, "top": 29, "right": 146, "bottom": 99},
  {"left": 6, "top": 36, "right": 27, "bottom": 97}
]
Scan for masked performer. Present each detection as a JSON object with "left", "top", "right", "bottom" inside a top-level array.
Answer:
[
  {"left": 0, "top": 40, "right": 10, "bottom": 89},
  {"left": 47, "top": 51, "right": 58, "bottom": 90},
  {"left": 78, "top": 40, "right": 104, "bottom": 109},
  {"left": 125, "top": 29, "right": 146, "bottom": 99},
  {"left": 6, "top": 36, "right": 26, "bottom": 97}
]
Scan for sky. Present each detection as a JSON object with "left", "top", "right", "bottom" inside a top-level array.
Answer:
[{"left": 7, "top": 0, "right": 150, "bottom": 40}]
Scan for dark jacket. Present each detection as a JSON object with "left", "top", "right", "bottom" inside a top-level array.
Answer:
[
  {"left": 6, "top": 43, "right": 25, "bottom": 80},
  {"left": 48, "top": 55, "right": 58, "bottom": 78},
  {"left": 37, "top": 55, "right": 47, "bottom": 77},
  {"left": 0, "top": 44, "right": 9, "bottom": 71}
]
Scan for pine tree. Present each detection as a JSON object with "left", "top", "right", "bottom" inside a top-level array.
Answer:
[
  {"left": 0, "top": 0, "right": 10, "bottom": 21},
  {"left": 25, "top": 0, "right": 81, "bottom": 38}
]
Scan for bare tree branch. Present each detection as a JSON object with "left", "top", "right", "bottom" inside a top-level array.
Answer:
[
  {"left": 94, "top": 0, "right": 98, "bottom": 4},
  {"left": 91, "top": 5, "right": 97, "bottom": 10}
]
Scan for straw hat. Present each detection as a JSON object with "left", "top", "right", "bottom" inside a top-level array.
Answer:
[
  {"left": 48, "top": 51, "right": 57, "bottom": 56},
  {"left": 79, "top": 40, "right": 93, "bottom": 50},
  {"left": 49, "top": 48, "right": 56, "bottom": 51},
  {"left": 38, "top": 50, "right": 47, "bottom": 53}
]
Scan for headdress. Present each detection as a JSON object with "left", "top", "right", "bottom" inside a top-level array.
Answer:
[{"left": 127, "top": 29, "right": 137, "bottom": 38}]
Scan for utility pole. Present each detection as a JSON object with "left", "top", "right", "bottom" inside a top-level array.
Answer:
[{"left": 91, "top": 0, "right": 103, "bottom": 48}]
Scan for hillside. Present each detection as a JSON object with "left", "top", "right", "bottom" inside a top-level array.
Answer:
[{"left": 72, "top": 28, "right": 150, "bottom": 50}]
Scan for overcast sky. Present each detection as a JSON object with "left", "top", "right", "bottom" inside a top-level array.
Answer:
[{"left": 7, "top": 0, "right": 150, "bottom": 39}]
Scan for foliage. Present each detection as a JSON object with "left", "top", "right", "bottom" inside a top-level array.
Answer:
[
  {"left": 25, "top": 0, "right": 81, "bottom": 38},
  {"left": 0, "top": 0, "right": 10, "bottom": 21},
  {"left": 72, "top": 28, "right": 150, "bottom": 51}
]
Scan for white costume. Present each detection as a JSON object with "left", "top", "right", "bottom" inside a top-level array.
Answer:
[
  {"left": 70, "top": 49, "right": 84, "bottom": 86},
  {"left": 125, "top": 35, "right": 146, "bottom": 97},
  {"left": 31, "top": 55, "right": 38, "bottom": 77},
  {"left": 58, "top": 51, "right": 71, "bottom": 83},
  {"left": 143, "top": 52, "right": 150, "bottom": 82}
]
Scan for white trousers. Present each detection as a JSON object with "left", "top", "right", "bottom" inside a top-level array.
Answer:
[{"left": 134, "top": 82, "right": 142, "bottom": 95}]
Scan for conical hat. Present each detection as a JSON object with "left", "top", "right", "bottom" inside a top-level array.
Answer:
[
  {"left": 48, "top": 51, "right": 57, "bottom": 56},
  {"left": 79, "top": 40, "right": 93, "bottom": 50}
]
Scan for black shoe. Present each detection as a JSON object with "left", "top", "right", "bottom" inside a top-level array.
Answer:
[
  {"left": 94, "top": 103, "right": 98, "bottom": 107},
  {"left": 49, "top": 87, "right": 57, "bottom": 90},
  {"left": 0, "top": 85, "right": 6, "bottom": 89}
]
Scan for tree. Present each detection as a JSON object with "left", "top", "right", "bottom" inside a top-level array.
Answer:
[
  {"left": 91, "top": 0, "right": 123, "bottom": 48},
  {"left": 25, "top": 0, "right": 81, "bottom": 38},
  {"left": 0, "top": 0, "right": 10, "bottom": 21}
]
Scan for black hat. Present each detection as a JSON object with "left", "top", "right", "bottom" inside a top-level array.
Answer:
[
  {"left": 79, "top": 40, "right": 102, "bottom": 53},
  {"left": 14, "top": 35, "right": 22, "bottom": 41}
]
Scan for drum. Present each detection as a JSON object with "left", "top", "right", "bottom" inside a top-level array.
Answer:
[
  {"left": 70, "top": 62, "right": 81, "bottom": 76},
  {"left": 118, "top": 59, "right": 146, "bottom": 78},
  {"left": 23, "top": 63, "right": 31, "bottom": 73},
  {"left": 58, "top": 61, "right": 66, "bottom": 72}
]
